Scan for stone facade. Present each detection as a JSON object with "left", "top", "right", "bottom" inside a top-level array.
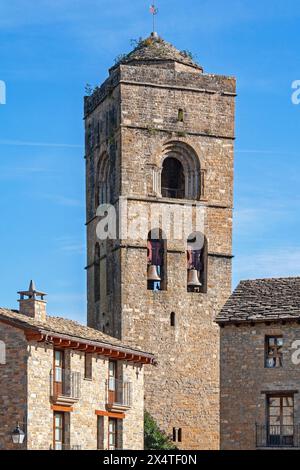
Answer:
[
  {"left": 85, "top": 35, "right": 236, "bottom": 449},
  {"left": 220, "top": 321, "right": 300, "bottom": 450},
  {"left": 26, "top": 341, "right": 144, "bottom": 450},
  {"left": 0, "top": 322, "right": 27, "bottom": 450},
  {"left": 0, "top": 288, "right": 152, "bottom": 451}
]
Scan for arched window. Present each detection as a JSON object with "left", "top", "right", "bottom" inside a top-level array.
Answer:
[
  {"left": 94, "top": 244, "right": 101, "bottom": 302},
  {"left": 187, "top": 232, "right": 208, "bottom": 293},
  {"left": 170, "top": 312, "right": 176, "bottom": 327},
  {"left": 161, "top": 157, "right": 185, "bottom": 199},
  {"left": 147, "top": 229, "right": 166, "bottom": 291},
  {"left": 95, "top": 153, "right": 110, "bottom": 210},
  {"left": 160, "top": 141, "right": 202, "bottom": 200},
  {"left": 0, "top": 340, "right": 6, "bottom": 365}
]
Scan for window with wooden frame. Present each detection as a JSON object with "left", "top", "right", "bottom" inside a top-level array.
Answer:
[
  {"left": 84, "top": 353, "right": 93, "bottom": 380},
  {"left": 53, "top": 349, "right": 64, "bottom": 396},
  {"left": 108, "top": 418, "right": 118, "bottom": 450},
  {"left": 53, "top": 412, "right": 65, "bottom": 450},
  {"left": 267, "top": 395, "right": 294, "bottom": 446},
  {"left": 108, "top": 360, "right": 117, "bottom": 405},
  {"left": 265, "top": 336, "right": 283, "bottom": 368}
]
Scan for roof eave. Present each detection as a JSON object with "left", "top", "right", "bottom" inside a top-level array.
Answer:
[{"left": 0, "top": 315, "right": 156, "bottom": 365}]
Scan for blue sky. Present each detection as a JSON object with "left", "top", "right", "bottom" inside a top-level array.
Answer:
[{"left": 0, "top": 0, "right": 300, "bottom": 322}]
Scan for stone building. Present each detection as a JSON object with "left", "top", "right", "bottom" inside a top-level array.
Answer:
[
  {"left": 85, "top": 33, "right": 236, "bottom": 449},
  {"left": 0, "top": 281, "right": 155, "bottom": 450},
  {"left": 217, "top": 278, "right": 300, "bottom": 450}
]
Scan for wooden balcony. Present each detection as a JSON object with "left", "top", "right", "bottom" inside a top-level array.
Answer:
[{"left": 50, "top": 369, "right": 81, "bottom": 406}]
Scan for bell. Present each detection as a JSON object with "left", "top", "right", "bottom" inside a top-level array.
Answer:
[
  {"left": 187, "top": 269, "right": 202, "bottom": 287},
  {"left": 147, "top": 265, "right": 161, "bottom": 282}
]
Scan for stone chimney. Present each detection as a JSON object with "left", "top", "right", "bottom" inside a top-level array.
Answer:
[{"left": 18, "top": 280, "right": 47, "bottom": 322}]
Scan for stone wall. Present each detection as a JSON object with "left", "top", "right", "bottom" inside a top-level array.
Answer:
[
  {"left": 220, "top": 322, "right": 300, "bottom": 450},
  {"left": 86, "top": 57, "right": 235, "bottom": 449},
  {"left": 0, "top": 322, "right": 145, "bottom": 451},
  {"left": 26, "top": 342, "right": 145, "bottom": 450},
  {"left": 0, "top": 323, "right": 27, "bottom": 450}
]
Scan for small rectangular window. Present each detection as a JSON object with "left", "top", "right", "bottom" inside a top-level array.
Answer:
[
  {"left": 84, "top": 353, "right": 93, "bottom": 379},
  {"left": 178, "top": 109, "right": 184, "bottom": 122},
  {"left": 265, "top": 336, "right": 283, "bottom": 368},
  {"left": 172, "top": 427, "right": 182, "bottom": 443}
]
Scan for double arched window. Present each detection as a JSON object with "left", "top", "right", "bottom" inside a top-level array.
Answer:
[
  {"left": 147, "top": 229, "right": 167, "bottom": 291},
  {"left": 160, "top": 141, "right": 202, "bottom": 200},
  {"left": 146, "top": 229, "right": 208, "bottom": 294}
]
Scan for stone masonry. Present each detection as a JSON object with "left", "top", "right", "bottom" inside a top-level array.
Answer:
[
  {"left": 217, "top": 278, "right": 300, "bottom": 450},
  {"left": 0, "top": 284, "right": 154, "bottom": 450},
  {"left": 85, "top": 34, "right": 236, "bottom": 449}
]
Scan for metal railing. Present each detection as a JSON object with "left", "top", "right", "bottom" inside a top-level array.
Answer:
[
  {"left": 256, "top": 424, "right": 300, "bottom": 448},
  {"left": 50, "top": 444, "right": 81, "bottom": 451},
  {"left": 50, "top": 369, "right": 81, "bottom": 400},
  {"left": 106, "top": 379, "right": 132, "bottom": 408},
  {"left": 161, "top": 187, "right": 185, "bottom": 199}
]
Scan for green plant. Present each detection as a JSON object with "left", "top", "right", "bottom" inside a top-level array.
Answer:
[
  {"left": 85, "top": 83, "right": 94, "bottom": 96},
  {"left": 144, "top": 411, "right": 176, "bottom": 450},
  {"left": 130, "top": 37, "right": 144, "bottom": 49},
  {"left": 180, "top": 49, "right": 196, "bottom": 61},
  {"left": 114, "top": 53, "right": 129, "bottom": 65}
]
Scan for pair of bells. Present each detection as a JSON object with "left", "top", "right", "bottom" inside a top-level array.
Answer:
[
  {"left": 147, "top": 265, "right": 202, "bottom": 287},
  {"left": 147, "top": 265, "right": 161, "bottom": 282}
]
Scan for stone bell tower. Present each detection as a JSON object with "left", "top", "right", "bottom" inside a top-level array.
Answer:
[{"left": 84, "top": 33, "right": 236, "bottom": 449}]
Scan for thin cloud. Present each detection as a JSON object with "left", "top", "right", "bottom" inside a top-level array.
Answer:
[
  {"left": 0, "top": 165, "right": 57, "bottom": 180},
  {"left": 42, "top": 194, "right": 84, "bottom": 207},
  {"left": 55, "top": 236, "right": 85, "bottom": 255},
  {"left": 0, "top": 139, "right": 83, "bottom": 148},
  {"left": 236, "top": 149, "right": 300, "bottom": 156}
]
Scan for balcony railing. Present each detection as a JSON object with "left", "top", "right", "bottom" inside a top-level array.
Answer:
[
  {"left": 50, "top": 444, "right": 81, "bottom": 451},
  {"left": 106, "top": 379, "right": 132, "bottom": 409},
  {"left": 161, "top": 187, "right": 185, "bottom": 199},
  {"left": 256, "top": 425, "right": 300, "bottom": 448},
  {"left": 50, "top": 369, "right": 81, "bottom": 402}
]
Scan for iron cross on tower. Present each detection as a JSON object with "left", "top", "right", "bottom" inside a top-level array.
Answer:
[{"left": 150, "top": 3, "right": 158, "bottom": 33}]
